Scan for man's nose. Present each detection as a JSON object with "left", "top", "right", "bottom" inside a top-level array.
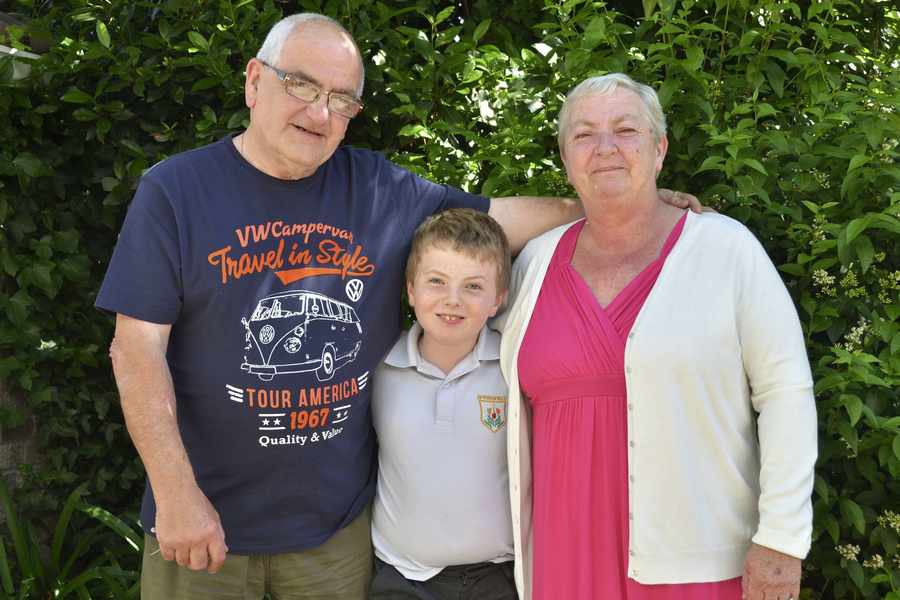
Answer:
[{"left": 306, "top": 93, "right": 330, "bottom": 123}]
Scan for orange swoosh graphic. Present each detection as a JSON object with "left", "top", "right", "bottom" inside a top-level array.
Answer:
[{"left": 275, "top": 268, "right": 374, "bottom": 285}]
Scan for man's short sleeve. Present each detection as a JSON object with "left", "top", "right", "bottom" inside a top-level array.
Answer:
[
  {"left": 377, "top": 154, "right": 489, "bottom": 217},
  {"left": 95, "top": 175, "right": 183, "bottom": 324},
  {"left": 439, "top": 183, "right": 490, "bottom": 214}
]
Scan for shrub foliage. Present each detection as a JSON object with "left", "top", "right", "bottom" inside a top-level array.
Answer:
[{"left": 0, "top": 0, "right": 897, "bottom": 597}]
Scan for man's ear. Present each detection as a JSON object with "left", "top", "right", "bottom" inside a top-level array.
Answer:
[{"left": 245, "top": 58, "right": 263, "bottom": 108}]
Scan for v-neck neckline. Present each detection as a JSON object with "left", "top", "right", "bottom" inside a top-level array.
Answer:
[{"left": 563, "top": 212, "right": 687, "bottom": 313}]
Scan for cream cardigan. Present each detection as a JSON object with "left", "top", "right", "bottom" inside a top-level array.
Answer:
[{"left": 495, "top": 211, "right": 816, "bottom": 599}]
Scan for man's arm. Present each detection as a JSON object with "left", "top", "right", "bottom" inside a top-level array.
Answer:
[
  {"left": 109, "top": 314, "right": 227, "bottom": 573},
  {"left": 488, "top": 196, "right": 582, "bottom": 253},
  {"left": 489, "top": 190, "right": 702, "bottom": 253}
]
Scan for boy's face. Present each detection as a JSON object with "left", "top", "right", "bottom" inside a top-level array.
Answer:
[{"left": 407, "top": 244, "right": 506, "bottom": 357}]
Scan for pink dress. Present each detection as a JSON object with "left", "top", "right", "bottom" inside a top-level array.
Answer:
[{"left": 517, "top": 215, "right": 741, "bottom": 599}]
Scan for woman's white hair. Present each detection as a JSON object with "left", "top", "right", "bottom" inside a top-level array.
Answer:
[
  {"left": 557, "top": 73, "right": 667, "bottom": 148},
  {"left": 256, "top": 13, "right": 365, "bottom": 97}
]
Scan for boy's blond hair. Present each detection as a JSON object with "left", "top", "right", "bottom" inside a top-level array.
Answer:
[{"left": 406, "top": 208, "right": 511, "bottom": 293}]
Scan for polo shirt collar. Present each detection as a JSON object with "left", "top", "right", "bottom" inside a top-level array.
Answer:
[{"left": 384, "top": 322, "right": 500, "bottom": 377}]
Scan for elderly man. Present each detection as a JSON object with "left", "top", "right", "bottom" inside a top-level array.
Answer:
[{"left": 98, "top": 12, "right": 696, "bottom": 599}]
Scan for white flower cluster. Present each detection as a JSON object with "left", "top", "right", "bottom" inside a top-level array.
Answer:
[
  {"left": 836, "top": 544, "right": 861, "bottom": 561},
  {"left": 876, "top": 510, "right": 900, "bottom": 534},
  {"left": 862, "top": 554, "right": 884, "bottom": 569},
  {"left": 810, "top": 214, "right": 828, "bottom": 242},
  {"left": 842, "top": 317, "right": 869, "bottom": 353},
  {"left": 812, "top": 268, "right": 836, "bottom": 296}
]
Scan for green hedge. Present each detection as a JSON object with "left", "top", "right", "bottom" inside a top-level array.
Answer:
[{"left": 0, "top": 1, "right": 897, "bottom": 597}]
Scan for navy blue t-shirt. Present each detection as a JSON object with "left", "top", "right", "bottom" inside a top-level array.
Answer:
[{"left": 96, "top": 135, "right": 489, "bottom": 553}]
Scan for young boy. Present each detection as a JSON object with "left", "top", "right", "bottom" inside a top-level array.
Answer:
[{"left": 369, "top": 208, "right": 516, "bottom": 600}]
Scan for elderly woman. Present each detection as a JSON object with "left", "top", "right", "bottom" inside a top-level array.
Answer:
[{"left": 497, "top": 74, "right": 816, "bottom": 600}]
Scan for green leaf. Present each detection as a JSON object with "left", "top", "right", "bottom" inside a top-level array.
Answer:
[
  {"left": 96, "top": 21, "right": 111, "bottom": 48},
  {"left": 50, "top": 484, "right": 88, "bottom": 572},
  {"left": 434, "top": 6, "right": 455, "bottom": 26},
  {"left": 853, "top": 234, "right": 874, "bottom": 273},
  {"left": 0, "top": 477, "right": 34, "bottom": 580},
  {"left": 7, "top": 290, "right": 31, "bottom": 325},
  {"left": 813, "top": 475, "right": 829, "bottom": 503},
  {"left": 61, "top": 87, "right": 93, "bottom": 104},
  {"left": 0, "top": 537, "right": 13, "bottom": 594},
  {"left": 762, "top": 61, "right": 785, "bottom": 97},
  {"left": 80, "top": 505, "right": 143, "bottom": 553},
  {"left": 839, "top": 498, "right": 866, "bottom": 535},
  {"left": 695, "top": 156, "right": 724, "bottom": 173},
  {"left": 191, "top": 77, "right": 219, "bottom": 92},
  {"left": 187, "top": 31, "right": 209, "bottom": 51},
  {"left": 841, "top": 394, "right": 863, "bottom": 426},
  {"left": 12, "top": 153, "right": 46, "bottom": 177},
  {"left": 822, "top": 513, "right": 840, "bottom": 543},
  {"left": 845, "top": 216, "right": 871, "bottom": 244},
  {"left": 846, "top": 559, "right": 865, "bottom": 590},
  {"left": 894, "top": 433, "right": 900, "bottom": 461},
  {"left": 583, "top": 17, "right": 607, "bottom": 49},
  {"left": 473, "top": 19, "right": 491, "bottom": 43},
  {"left": 743, "top": 159, "right": 767, "bottom": 175},
  {"left": 847, "top": 154, "right": 869, "bottom": 172},
  {"left": 684, "top": 47, "right": 704, "bottom": 71},
  {"left": 72, "top": 108, "right": 98, "bottom": 121}
]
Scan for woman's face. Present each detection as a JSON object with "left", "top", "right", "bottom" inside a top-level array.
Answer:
[{"left": 560, "top": 89, "right": 667, "bottom": 203}]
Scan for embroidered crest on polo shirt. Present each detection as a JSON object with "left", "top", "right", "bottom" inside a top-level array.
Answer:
[{"left": 479, "top": 395, "right": 507, "bottom": 432}]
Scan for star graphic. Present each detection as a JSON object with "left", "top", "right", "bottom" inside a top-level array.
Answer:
[
  {"left": 262, "top": 418, "right": 270, "bottom": 426},
  {"left": 273, "top": 418, "right": 281, "bottom": 426}
]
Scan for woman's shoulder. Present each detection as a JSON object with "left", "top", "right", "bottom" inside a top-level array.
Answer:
[{"left": 686, "top": 211, "right": 763, "bottom": 250}]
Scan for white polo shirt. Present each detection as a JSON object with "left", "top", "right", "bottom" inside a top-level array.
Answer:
[{"left": 371, "top": 323, "right": 514, "bottom": 581}]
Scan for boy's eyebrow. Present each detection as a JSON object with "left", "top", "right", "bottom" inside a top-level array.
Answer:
[{"left": 287, "top": 67, "right": 359, "bottom": 97}]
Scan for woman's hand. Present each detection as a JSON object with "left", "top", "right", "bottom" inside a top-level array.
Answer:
[{"left": 741, "top": 543, "right": 801, "bottom": 600}]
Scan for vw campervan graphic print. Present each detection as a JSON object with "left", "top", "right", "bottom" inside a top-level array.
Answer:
[{"left": 241, "top": 291, "right": 363, "bottom": 382}]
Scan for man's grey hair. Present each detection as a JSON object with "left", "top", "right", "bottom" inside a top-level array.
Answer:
[
  {"left": 256, "top": 13, "right": 365, "bottom": 97},
  {"left": 557, "top": 73, "right": 667, "bottom": 148}
]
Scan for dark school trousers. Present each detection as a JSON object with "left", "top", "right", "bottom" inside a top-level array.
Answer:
[{"left": 369, "top": 556, "right": 518, "bottom": 600}]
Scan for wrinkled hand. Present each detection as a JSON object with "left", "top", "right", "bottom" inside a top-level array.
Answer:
[
  {"left": 742, "top": 543, "right": 801, "bottom": 600},
  {"left": 154, "top": 484, "right": 228, "bottom": 573},
  {"left": 658, "top": 188, "right": 710, "bottom": 213}
]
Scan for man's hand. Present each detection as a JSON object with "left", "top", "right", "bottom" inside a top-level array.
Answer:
[
  {"left": 658, "top": 188, "right": 707, "bottom": 213},
  {"left": 154, "top": 483, "right": 228, "bottom": 573},
  {"left": 741, "top": 543, "right": 801, "bottom": 600},
  {"left": 110, "top": 313, "right": 227, "bottom": 574}
]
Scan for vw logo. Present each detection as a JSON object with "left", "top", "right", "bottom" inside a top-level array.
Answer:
[
  {"left": 259, "top": 325, "right": 275, "bottom": 344},
  {"left": 345, "top": 278, "right": 364, "bottom": 302}
]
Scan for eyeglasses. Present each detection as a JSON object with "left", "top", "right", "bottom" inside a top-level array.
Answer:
[{"left": 259, "top": 60, "right": 364, "bottom": 119}]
